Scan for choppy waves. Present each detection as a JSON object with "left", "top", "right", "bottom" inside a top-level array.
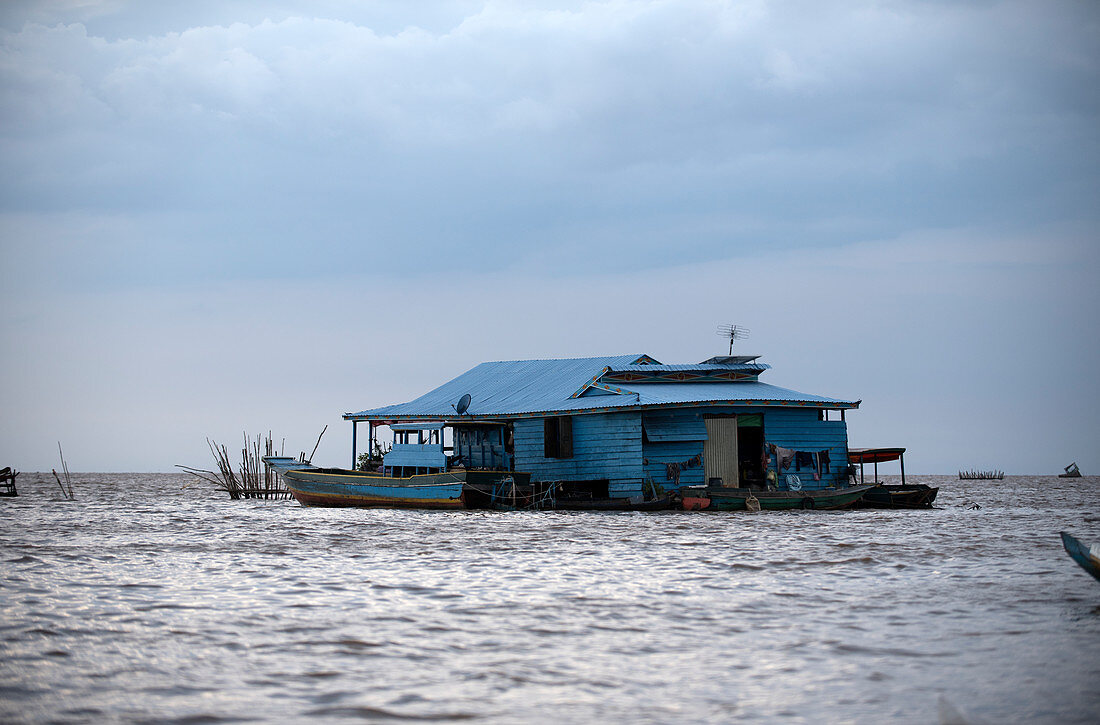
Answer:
[{"left": 1, "top": 474, "right": 1098, "bottom": 723}]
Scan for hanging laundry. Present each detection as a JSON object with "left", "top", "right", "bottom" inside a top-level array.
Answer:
[
  {"left": 812, "top": 451, "right": 821, "bottom": 481},
  {"left": 795, "top": 451, "right": 815, "bottom": 471},
  {"left": 774, "top": 446, "right": 796, "bottom": 471}
]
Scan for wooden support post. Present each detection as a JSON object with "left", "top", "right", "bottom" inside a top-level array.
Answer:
[
  {"left": 351, "top": 420, "right": 358, "bottom": 469},
  {"left": 900, "top": 452, "right": 906, "bottom": 486}
]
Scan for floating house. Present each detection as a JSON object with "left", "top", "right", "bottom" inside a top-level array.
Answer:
[{"left": 343, "top": 354, "right": 860, "bottom": 499}]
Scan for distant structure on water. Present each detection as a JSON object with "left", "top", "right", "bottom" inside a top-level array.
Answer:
[
  {"left": 1060, "top": 462, "right": 1082, "bottom": 478},
  {"left": 959, "top": 469, "right": 1005, "bottom": 480}
]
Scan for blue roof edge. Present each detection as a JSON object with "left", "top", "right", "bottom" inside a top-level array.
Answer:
[{"left": 343, "top": 397, "right": 860, "bottom": 421}]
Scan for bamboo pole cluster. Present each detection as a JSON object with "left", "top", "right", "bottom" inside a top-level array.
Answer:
[
  {"left": 178, "top": 433, "right": 293, "bottom": 500},
  {"left": 958, "top": 469, "right": 1005, "bottom": 480},
  {"left": 52, "top": 442, "right": 75, "bottom": 500}
]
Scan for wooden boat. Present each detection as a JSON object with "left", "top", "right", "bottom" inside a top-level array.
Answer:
[
  {"left": 681, "top": 484, "right": 875, "bottom": 511},
  {"left": 263, "top": 457, "right": 528, "bottom": 509},
  {"left": 1059, "top": 462, "right": 1082, "bottom": 478},
  {"left": 1060, "top": 531, "right": 1100, "bottom": 583},
  {"left": 487, "top": 482, "right": 672, "bottom": 511},
  {"left": 0, "top": 467, "right": 17, "bottom": 497},
  {"left": 847, "top": 447, "right": 939, "bottom": 508},
  {"left": 552, "top": 493, "right": 672, "bottom": 511},
  {"left": 855, "top": 484, "right": 938, "bottom": 509}
]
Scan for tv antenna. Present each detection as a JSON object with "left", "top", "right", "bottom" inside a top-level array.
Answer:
[
  {"left": 452, "top": 393, "right": 472, "bottom": 416},
  {"left": 716, "top": 324, "right": 750, "bottom": 354}
]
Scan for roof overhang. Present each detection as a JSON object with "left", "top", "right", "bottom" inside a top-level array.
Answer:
[{"left": 344, "top": 397, "right": 860, "bottom": 423}]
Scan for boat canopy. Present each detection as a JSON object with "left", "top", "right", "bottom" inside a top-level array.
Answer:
[
  {"left": 848, "top": 447, "right": 905, "bottom": 464},
  {"left": 390, "top": 422, "right": 446, "bottom": 431}
]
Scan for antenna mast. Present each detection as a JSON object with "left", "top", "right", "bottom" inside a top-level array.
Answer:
[{"left": 716, "top": 324, "right": 750, "bottom": 355}]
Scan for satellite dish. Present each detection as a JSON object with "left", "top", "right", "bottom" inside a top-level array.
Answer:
[{"left": 453, "top": 393, "right": 472, "bottom": 416}]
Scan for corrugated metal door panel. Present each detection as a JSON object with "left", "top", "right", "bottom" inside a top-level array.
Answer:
[{"left": 704, "top": 417, "right": 739, "bottom": 487}]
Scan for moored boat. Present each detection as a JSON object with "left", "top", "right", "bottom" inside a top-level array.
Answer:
[
  {"left": 1060, "top": 531, "right": 1100, "bottom": 583},
  {"left": 856, "top": 484, "right": 938, "bottom": 509},
  {"left": 681, "top": 484, "right": 875, "bottom": 511},
  {"left": 553, "top": 493, "right": 672, "bottom": 511},
  {"left": 847, "top": 446, "right": 939, "bottom": 509},
  {"left": 264, "top": 456, "right": 530, "bottom": 509}
]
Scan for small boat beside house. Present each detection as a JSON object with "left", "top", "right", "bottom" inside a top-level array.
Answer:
[
  {"left": 681, "top": 483, "right": 875, "bottom": 511},
  {"left": 267, "top": 349, "right": 877, "bottom": 511},
  {"left": 848, "top": 447, "right": 938, "bottom": 509},
  {"left": 263, "top": 457, "right": 534, "bottom": 509}
]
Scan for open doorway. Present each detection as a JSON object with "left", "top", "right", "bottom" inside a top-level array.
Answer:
[{"left": 736, "top": 414, "right": 765, "bottom": 488}]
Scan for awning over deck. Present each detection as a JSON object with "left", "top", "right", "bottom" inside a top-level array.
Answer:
[
  {"left": 390, "top": 422, "right": 445, "bottom": 431},
  {"left": 848, "top": 447, "right": 905, "bottom": 464}
]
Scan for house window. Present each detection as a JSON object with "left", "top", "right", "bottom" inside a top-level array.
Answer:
[{"left": 543, "top": 416, "right": 573, "bottom": 458}]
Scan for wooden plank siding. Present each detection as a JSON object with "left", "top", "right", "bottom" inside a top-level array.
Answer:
[
  {"left": 763, "top": 409, "right": 849, "bottom": 490},
  {"left": 515, "top": 406, "right": 850, "bottom": 496},
  {"left": 643, "top": 409, "right": 707, "bottom": 490},
  {"left": 513, "top": 412, "right": 644, "bottom": 497},
  {"left": 642, "top": 407, "right": 850, "bottom": 491}
]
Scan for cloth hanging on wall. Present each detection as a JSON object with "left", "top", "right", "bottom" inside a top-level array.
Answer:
[
  {"left": 795, "top": 451, "right": 815, "bottom": 471},
  {"left": 774, "top": 446, "right": 796, "bottom": 471}
]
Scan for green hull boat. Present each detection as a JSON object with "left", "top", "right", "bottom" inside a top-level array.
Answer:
[{"left": 682, "top": 484, "right": 875, "bottom": 511}]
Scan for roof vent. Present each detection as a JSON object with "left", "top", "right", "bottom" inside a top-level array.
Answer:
[{"left": 701, "top": 355, "right": 761, "bottom": 365}]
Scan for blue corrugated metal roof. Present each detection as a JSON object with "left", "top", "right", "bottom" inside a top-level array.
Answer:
[
  {"left": 347, "top": 354, "right": 647, "bottom": 419},
  {"left": 345, "top": 354, "right": 857, "bottom": 420}
]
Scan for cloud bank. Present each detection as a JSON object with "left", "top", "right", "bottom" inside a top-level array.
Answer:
[{"left": 0, "top": 1, "right": 1097, "bottom": 472}]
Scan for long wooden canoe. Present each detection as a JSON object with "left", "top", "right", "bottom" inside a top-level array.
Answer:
[{"left": 682, "top": 484, "right": 876, "bottom": 511}]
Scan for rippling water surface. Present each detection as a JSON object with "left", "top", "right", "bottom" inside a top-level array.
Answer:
[{"left": 1, "top": 474, "right": 1098, "bottom": 723}]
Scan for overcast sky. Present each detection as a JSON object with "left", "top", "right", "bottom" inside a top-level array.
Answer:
[{"left": 1, "top": 0, "right": 1097, "bottom": 474}]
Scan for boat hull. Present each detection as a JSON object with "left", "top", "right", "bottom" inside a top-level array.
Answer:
[
  {"left": 1060, "top": 531, "right": 1100, "bottom": 583},
  {"left": 682, "top": 484, "right": 875, "bottom": 511},
  {"left": 283, "top": 468, "right": 467, "bottom": 508},
  {"left": 854, "top": 484, "right": 938, "bottom": 509},
  {"left": 552, "top": 494, "right": 672, "bottom": 511},
  {"left": 493, "top": 493, "right": 673, "bottom": 511}
]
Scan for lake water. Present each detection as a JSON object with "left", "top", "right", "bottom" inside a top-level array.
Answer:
[{"left": 1, "top": 473, "right": 1098, "bottom": 724}]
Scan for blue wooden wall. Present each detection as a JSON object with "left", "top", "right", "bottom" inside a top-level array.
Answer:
[
  {"left": 642, "top": 409, "right": 709, "bottom": 490},
  {"left": 512, "top": 412, "right": 644, "bottom": 498},
  {"left": 762, "top": 408, "right": 849, "bottom": 490},
  {"left": 515, "top": 405, "right": 851, "bottom": 495}
]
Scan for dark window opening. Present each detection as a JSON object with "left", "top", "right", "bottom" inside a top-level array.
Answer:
[{"left": 543, "top": 416, "right": 573, "bottom": 458}]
